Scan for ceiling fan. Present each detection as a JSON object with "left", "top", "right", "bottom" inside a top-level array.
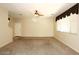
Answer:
[{"left": 34, "top": 10, "right": 44, "bottom": 16}]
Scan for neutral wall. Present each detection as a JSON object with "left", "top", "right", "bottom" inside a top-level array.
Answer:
[
  {"left": 14, "top": 16, "right": 54, "bottom": 37},
  {"left": 0, "top": 7, "right": 13, "bottom": 48},
  {"left": 54, "top": 14, "right": 79, "bottom": 53}
]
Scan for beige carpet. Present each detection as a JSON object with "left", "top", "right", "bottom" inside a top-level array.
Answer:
[{"left": 0, "top": 37, "right": 78, "bottom": 55}]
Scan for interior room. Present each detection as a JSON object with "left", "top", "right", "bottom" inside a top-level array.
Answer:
[{"left": 0, "top": 3, "right": 79, "bottom": 55}]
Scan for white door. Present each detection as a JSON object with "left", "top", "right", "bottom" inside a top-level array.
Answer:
[{"left": 14, "top": 23, "right": 21, "bottom": 36}]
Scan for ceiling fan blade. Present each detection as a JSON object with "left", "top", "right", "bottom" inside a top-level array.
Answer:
[{"left": 34, "top": 10, "right": 44, "bottom": 16}]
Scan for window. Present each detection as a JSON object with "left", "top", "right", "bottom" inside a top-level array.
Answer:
[{"left": 56, "top": 13, "right": 78, "bottom": 33}]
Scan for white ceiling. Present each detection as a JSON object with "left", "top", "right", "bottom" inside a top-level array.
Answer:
[{"left": 0, "top": 3, "right": 76, "bottom": 19}]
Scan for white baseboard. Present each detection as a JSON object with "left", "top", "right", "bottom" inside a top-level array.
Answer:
[
  {"left": 0, "top": 39, "right": 13, "bottom": 48},
  {"left": 54, "top": 37, "right": 79, "bottom": 53}
]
